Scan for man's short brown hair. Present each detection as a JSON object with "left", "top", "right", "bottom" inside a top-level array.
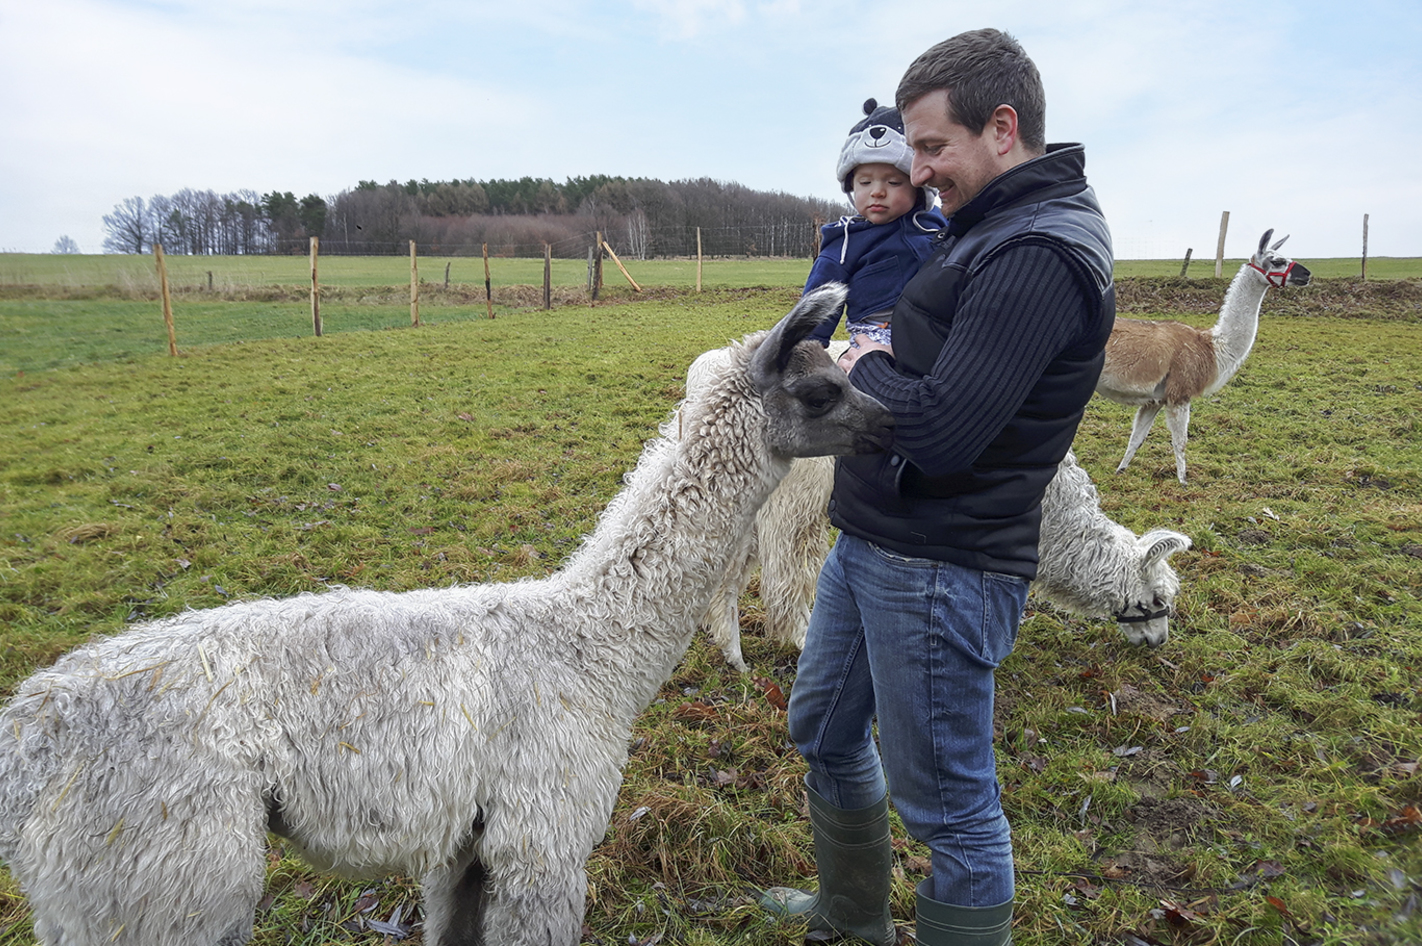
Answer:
[{"left": 896, "top": 28, "right": 1046, "bottom": 154}]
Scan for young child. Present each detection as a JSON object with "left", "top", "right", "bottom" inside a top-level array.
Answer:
[{"left": 805, "top": 98, "right": 946, "bottom": 348}]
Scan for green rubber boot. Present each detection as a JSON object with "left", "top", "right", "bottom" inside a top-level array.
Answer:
[
  {"left": 759, "top": 787, "right": 896, "bottom": 946},
  {"left": 913, "top": 879, "right": 1013, "bottom": 946}
]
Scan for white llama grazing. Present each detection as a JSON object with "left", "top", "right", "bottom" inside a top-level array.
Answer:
[
  {"left": 699, "top": 446, "right": 1191, "bottom": 666},
  {"left": 1096, "top": 228, "right": 1311, "bottom": 483},
  {"left": 1031, "top": 449, "right": 1191, "bottom": 646},
  {"left": 0, "top": 285, "right": 894, "bottom": 946}
]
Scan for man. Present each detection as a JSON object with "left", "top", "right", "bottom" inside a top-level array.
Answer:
[{"left": 761, "top": 28, "right": 1115, "bottom": 946}]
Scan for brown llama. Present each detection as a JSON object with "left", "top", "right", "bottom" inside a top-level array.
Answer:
[{"left": 1096, "top": 229, "right": 1311, "bottom": 483}]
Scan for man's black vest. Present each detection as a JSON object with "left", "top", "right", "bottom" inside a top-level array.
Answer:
[{"left": 829, "top": 144, "right": 1115, "bottom": 578}]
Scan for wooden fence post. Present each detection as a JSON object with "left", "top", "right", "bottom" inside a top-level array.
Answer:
[
  {"left": 483, "top": 243, "right": 494, "bottom": 319},
  {"left": 591, "top": 232, "right": 604, "bottom": 302},
  {"left": 696, "top": 227, "right": 703, "bottom": 292},
  {"left": 1179, "top": 247, "right": 1193, "bottom": 279},
  {"left": 444, "top": 261, "right": 451, "bottom": 289},
  {"left": 153, "top": 243, "right": 178, "bottom": 356},
  {"left": 409, "top": 240, "right": 420, "bottom": 326},
  {"left": 1214, "top": 211, "right": 1230, "bottom": 278},
  {"left": 1361, "top": 213, "right": 1370, "bottom": 281},
  {"left": 543, "top": 243, "right": 552, "bottom": 311},
  {"left": 310, "top": 236, "right": 321, "bottom": 337},
  {"left": 600, "top": 240, "right": 642, "bottom": 292}
]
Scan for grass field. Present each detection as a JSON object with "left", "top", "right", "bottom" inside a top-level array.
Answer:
[
  {"left": 2, "top": 251, "right": 1418, "bottom": 294},
  {"left": 3, "top": 253, "right": 1420, "bottom": 376},
  {"left": 0, "top": 270, "right": 1420, "bottom": 945}
]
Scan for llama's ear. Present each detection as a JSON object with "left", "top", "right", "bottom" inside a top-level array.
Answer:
[
  {"left": 1139, "top": 529, "right": 1191, "bottom": 569},
  {"left": 1270, "top": 233, "right": 1290, "bottom": 252},
  {"left": 751, "top": 283, "right": 848, "bottom": 385},
  {"left": 1257, "top": 229, "right": 1274, "bottom": 257}
]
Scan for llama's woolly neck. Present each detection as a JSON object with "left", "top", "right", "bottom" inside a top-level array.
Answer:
[
  {"left": 1208, "top": 264, "right": 1270, "bottom": 389},
  {"left": 555, "top": 342, "right": 785, "bottom": 704}
]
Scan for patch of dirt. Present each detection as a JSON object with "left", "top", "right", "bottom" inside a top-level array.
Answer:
[
  {"left": 1092, "top": 794, "right": 1222, "bottom": 888},
  {"left": 1111, "top": 683, "right": 1188, "bottom": 722},
  {"left": 1114, "top": 275, "right": 1422, "bottom": 320},
  {"left": 1124, "top": 794, "right": 1220, "bottom": 847}
]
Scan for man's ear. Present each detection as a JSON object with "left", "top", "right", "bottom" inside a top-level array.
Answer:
[{"left": 989, "top": 104, "right": 1019, "bottom": 157}]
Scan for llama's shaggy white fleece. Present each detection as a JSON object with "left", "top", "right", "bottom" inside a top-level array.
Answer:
[
  {"left": 0, "top": 286, "right": 893, "bottom": 946},
  {"left": 699, "top": 442, "right": 1192, "bottom": 666},
  {"left": 1031, "top": 449, "right": 1191, "bottom": 646}
]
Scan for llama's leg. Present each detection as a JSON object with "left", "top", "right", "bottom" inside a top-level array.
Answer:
[
  {"left": 759, "top": 509, "right": 826, "bottom": 651},
  {"left": 472, "top": 774, "right": 618, "bottom": 945},
  {"left": 1117, "top": 403, "right": 1161, "bottom": 472},
  {"left": 705, "top": 581, "right": 749, "bottom": 672},
  {"left": 757, "top": 456, "right": 833, "bottom": 651},
  {"left": 704, "top": 529, "right": 757, "bottom": 671},
  {"left": 1164, "top": 401, "right": 1192, "bottom": 483},
  {"left": 421, "top": 826, "right": 490, "bottom": 946}
]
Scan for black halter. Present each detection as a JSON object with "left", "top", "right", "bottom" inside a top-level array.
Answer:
[{"left": 1115, "top": 603, "right": 1171, "bottom": 624}]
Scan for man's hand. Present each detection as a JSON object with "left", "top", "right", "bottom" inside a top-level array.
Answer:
[{"left": 837, "top": 334, "right": 893, "bottom": 374}]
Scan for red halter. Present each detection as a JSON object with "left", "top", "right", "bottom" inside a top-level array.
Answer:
[{"left": 1249, "top": 259, "right": 1295, "bottom": 288}]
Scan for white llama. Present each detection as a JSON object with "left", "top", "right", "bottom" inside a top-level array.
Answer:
[
  {"left": 1096, "top": 228, "right": 1311, "bottom": 483},
  {"left": 1030, "top": 449, "right": 1191, "bottom": 646},
  {"left": 699, "top": 447, "right": 1191, "bottom": 667},
  {"left": 0, "top": 285, "right": 894, "bottom": 946}
]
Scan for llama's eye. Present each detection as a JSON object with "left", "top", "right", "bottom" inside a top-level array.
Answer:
[{"left": 802, "top": 386, "right": 841, "bottom": 416}]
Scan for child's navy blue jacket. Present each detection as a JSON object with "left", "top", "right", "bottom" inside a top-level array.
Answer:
[{"left": 804, "top": 207, "right": 946, "bottom": 347}]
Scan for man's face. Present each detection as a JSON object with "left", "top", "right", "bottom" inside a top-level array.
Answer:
[
  {"left": 903, "top": 89, "right": 1003, "bottom": 217},
  {"left": 849, "top": 162, "right": 918, "bottom": 225}
]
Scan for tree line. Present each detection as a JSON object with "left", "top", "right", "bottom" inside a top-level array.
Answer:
[{"left": 100, "top": 176, "right": 849, "bottom": 260}]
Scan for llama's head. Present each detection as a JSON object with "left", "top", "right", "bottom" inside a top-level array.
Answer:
[
  {"left": 1114, "top": 528, "right": 1192, "bottom": 647},
  {"left": 1248, "top": 229, "right": 1311, "bottom": 289},
  {"left": 750, "top": 284, "right": 895, "bottom": 460}
]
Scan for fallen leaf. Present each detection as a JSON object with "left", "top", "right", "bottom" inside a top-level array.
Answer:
[
  {"left": 903, "top": 854, "right": 931, "bottom": 875},
  {"left": 1250, "top": 859, "right": 1286, "bottom": 879},
  {"left": 1159, "top": 898, "right": 1204, "bottom": 926},
  {"left": 752, "top": 675, "right": 788, "bottom": 711},
  {"left": 674, "top": 701, "right": 718, "bottom": 723},
  {"left": 710, "top": 769, "right": 738, "bottom": 787}
]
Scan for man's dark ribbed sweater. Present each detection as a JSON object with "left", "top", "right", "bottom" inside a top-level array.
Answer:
[{"left": 828, "top": 143, "right": 1116, "bottom": 579}]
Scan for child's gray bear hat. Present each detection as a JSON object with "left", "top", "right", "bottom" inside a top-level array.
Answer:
[
  {"left": 836, "top": 98, "right": 937, "bottom": 211},
  {"left": 836, "top": 98, "right": 914, "bottom": 190}
]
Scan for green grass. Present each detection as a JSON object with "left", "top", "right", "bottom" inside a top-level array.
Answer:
[{"left": 1, "top": 285, "right": 1420, "bottom": 944}]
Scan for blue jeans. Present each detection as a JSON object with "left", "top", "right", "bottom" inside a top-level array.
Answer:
[{"left": 788, "top": 533, "right": 1027, "bottom": 907}]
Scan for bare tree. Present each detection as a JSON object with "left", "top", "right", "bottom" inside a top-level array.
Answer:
[
  {"left": 51, "top": 235, "right": 81, "bottom": 254},
  {"left": 101, "top": 196, "right": 151, "bottom": 253},
  {"left": 627, "top": 208, "right": 649, "bottom": 260}
]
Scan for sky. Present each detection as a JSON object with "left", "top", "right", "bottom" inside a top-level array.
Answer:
[{"left": 2, "top": 0, "right": 1419, "bottom": 260}]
